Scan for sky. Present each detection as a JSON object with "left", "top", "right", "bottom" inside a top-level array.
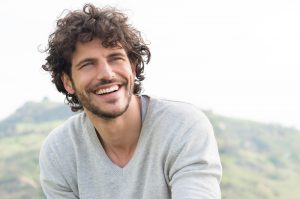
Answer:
[{"left": 0, "top": 0, "right": 299, "bottom": 129}]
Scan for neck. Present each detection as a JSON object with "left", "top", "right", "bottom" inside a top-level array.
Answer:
[{"left": 86, "top": 95, "right": 142, "bottom": 167}]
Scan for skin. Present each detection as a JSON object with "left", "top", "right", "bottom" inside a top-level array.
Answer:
[{"left": 61, "top": 38, "right": 142, "bottom": 167}]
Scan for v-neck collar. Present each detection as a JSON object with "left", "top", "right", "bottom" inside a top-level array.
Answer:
[{"left": 84, "top": 95, "right": 150, "bottom": 173}]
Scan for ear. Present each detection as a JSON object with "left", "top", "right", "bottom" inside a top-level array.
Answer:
[
  {"left": 61, "top": 73, "right": 75, "bottom": 94},
  {"left": 131, "top": 63, "right": 137, "bottom": 77}
]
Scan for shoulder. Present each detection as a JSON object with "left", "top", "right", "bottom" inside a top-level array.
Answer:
[
  {"left": 39, "top": 113, "right": 87, "bottom": 196},
  {"left": 142, "top": 96, "right": 214, "bottom": 146},
  {"left": 148, "top": 96, "right": 211, "bottom": 127},
  {"left": 143, "top": 96, "right": 221, "bottom": 182},
  {"left": 40, "top": 112, "right": 87, "bottom": 155}
]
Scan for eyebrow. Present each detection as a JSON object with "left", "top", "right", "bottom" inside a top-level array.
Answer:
[{"left": 107, "top": 52, "right": 127, "bottom": 59}]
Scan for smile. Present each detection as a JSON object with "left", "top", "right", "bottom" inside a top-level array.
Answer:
[{"left": 95, "top": 85, "right": 120, "bottom": 95}]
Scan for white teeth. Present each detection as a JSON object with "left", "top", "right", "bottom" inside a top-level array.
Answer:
[{"left": 96, "top": 85, "right": 119, "bottom": 95}]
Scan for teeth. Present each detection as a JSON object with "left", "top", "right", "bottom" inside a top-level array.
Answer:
[{"left": 96, "top": 85, "right": 119, "bottom": 95}]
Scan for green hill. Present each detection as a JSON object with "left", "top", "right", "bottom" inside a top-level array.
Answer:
[
  {"left": 0, "top": 99, "right": 75, "bottom": 199},
  {"left": 206, "top": 111, "right": 300, "bottom": 199},
  {"left": 0, "top": 99, "right": 299, "bottom": 199},
  {"left": 0, "top": 98, "right": 74, "bottom": 137}
]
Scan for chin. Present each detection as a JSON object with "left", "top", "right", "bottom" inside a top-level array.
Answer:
[
  {"left": 89, "top": 97, "right": 132, "bottom": 120},
  {"left": 91, "top": 106, "right": 129, "bottom": 119}
]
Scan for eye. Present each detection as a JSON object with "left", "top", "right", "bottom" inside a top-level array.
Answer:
[
  {"left": 109, "top": 56, "right": 125, "bottom": 64},
  {"left": 110, "top": 56, "right": 124, "bottom": 62},
  {"left": 79, "top": 61, "right": 94, "bottom": 69}
]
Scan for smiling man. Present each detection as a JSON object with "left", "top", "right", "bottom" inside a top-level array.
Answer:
[
  {"left": 39, "top": 3, "right": 222, "bottom": 199},
  {"left": 62, "top": 38, "right": 137, "bottom": 120}
]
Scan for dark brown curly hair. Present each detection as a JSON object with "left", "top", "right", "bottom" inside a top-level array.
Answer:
[{"left": 42, "top": 3, "right": 151, "bottom": 112}]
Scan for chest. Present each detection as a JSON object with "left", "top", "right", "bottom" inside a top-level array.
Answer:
[{"left": 75, "top": 153, "right": 171, "bottom": 199}]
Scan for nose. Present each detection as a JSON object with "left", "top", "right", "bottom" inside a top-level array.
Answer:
[{"left": 96, "top": 62, "right": 115, "bottom": 80}]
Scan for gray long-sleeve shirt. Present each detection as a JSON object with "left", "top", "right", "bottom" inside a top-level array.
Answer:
[{"left": 39, "top": 96, "right": 222, "bottom": 198}]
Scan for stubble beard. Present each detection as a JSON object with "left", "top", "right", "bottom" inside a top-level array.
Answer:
[{"left": 73, "top": 81, "right": 134, "bottom": 120}]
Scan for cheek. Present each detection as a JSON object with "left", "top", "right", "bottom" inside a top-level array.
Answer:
[{"left": 72, "top": 72, "right": 95, "bottom": 88}]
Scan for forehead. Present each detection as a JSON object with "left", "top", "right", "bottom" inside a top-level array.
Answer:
[
  {"left": 75, "top": 38, "right": 124, "bottom": 53},
  {"left": 71, "top": 38, "right": 126, "bottom": 61}
]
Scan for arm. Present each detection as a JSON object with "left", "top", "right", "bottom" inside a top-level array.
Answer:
[
  {"left": 168, "top": 115, "right": 222, "bottom": 199},
  {"left": 39, "top": 139, "right": 79, "bottom": 199}
]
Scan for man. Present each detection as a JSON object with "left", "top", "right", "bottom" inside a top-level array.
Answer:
[{"left": 39, "top": 3, "right": 222, "bottom": 199}]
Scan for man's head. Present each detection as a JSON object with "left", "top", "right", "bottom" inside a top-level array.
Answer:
[{"left": 42, "top": 3, "right": 151, "bottom": 112}]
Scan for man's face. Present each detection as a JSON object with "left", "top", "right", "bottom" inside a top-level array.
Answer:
[{"left": 62, "top": 38, "right": 136, "bottom": 119}]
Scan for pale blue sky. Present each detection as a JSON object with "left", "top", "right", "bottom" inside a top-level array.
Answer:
[{"left": 1, "top": 0, "right": 299, "bottom": 129}]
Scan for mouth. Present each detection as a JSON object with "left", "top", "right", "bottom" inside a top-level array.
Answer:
[{"left": 94, "top": 85, "right": 120, "bottom": 95}]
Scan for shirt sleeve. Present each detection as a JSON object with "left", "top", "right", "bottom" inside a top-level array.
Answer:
[
  {"left": 168, "top": 113, "right": 222, "bottom": 199},
  {"left": 39, "top": 138, "right": 79, "bottom": 199}
]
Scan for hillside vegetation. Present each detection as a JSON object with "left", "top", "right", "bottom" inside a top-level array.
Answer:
[{"left": 0, "top": 99, "right": 299, "bottom": 199}]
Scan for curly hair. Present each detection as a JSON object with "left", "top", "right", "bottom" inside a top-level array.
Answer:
[{"left": 42, "top": 3, "right": 151, "bottom": 112}]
